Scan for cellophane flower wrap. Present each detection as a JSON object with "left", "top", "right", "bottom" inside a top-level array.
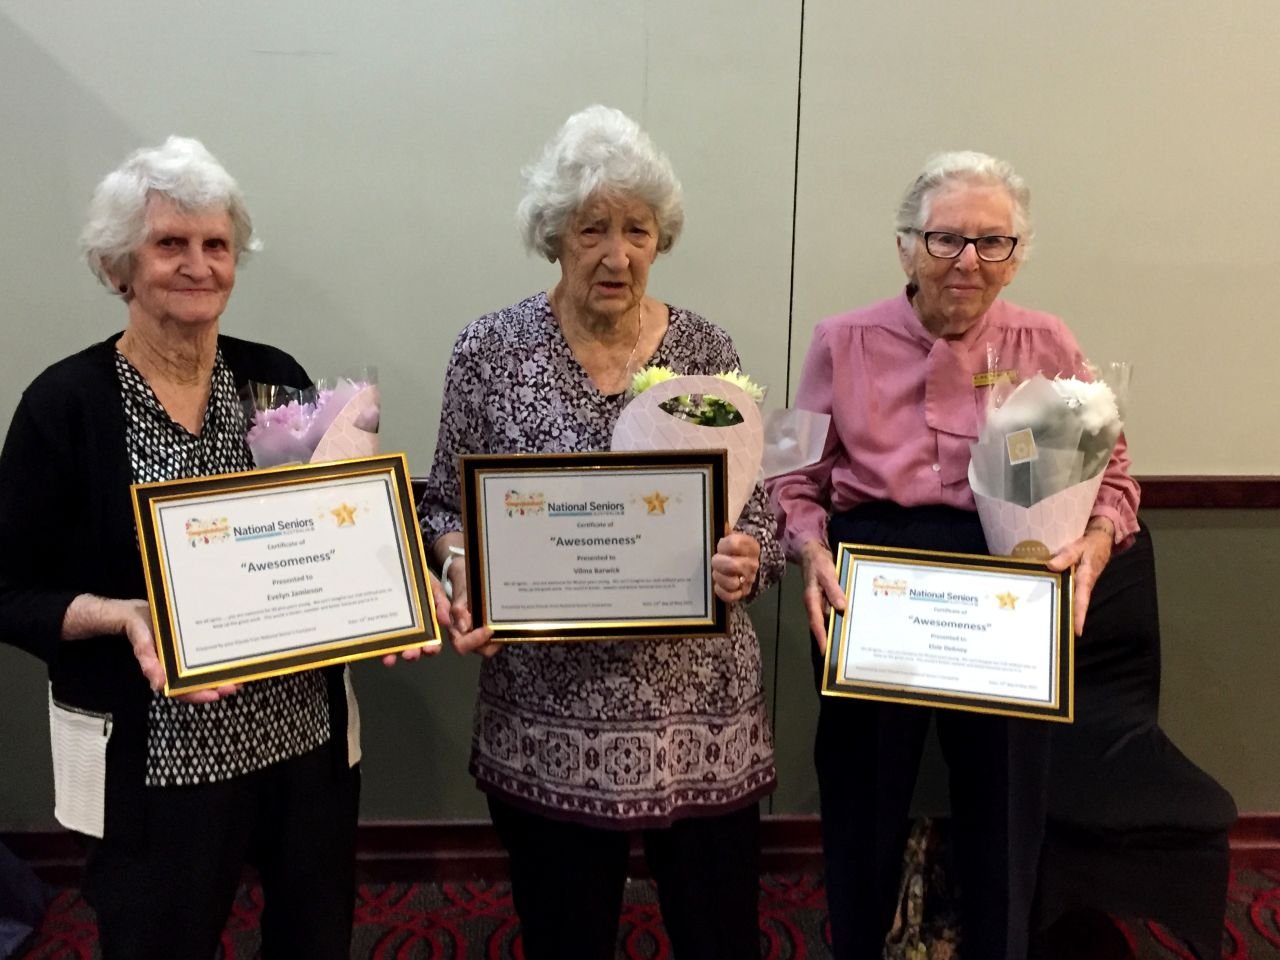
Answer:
[
  {"left": 243, "top": 370, "right": 380, "bottom": 467},
  {"left": 968, "top": 357, "right": 1131, "bottom": 558},
  {"left": 611, "top": 367, "right": 767, "bottom": 525}
]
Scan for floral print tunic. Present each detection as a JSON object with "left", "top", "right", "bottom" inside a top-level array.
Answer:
[{"left": 419, "top": 292, "right": 782, "bottom": 827}]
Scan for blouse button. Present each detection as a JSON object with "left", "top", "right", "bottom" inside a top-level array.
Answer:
[{"left": 931, "top": 463, "right": 941, "bottom": 472}]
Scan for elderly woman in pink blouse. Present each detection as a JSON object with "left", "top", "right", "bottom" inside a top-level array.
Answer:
[{"left": 768, "top": 151, "right": 1139, "bottom": 960}]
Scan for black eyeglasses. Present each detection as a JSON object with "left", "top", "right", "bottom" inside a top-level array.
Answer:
[{"left": 911, "top": 230, "right": 1019, "bottom": 263}]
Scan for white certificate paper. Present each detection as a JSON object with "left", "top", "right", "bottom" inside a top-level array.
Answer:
[
  {"left": 155, "top": 475, "right": 415, "bottom": 669},
  {"left": 133, "top": 455, "right": 439, "bottom": 694},
  {"left": 824, "top": 544, "right": 1072, "bottom": 721},
  {"left": 463, "top": 453, "right": 728, "bottom": 640}
]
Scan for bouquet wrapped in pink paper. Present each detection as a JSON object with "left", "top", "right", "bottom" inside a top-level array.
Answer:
[
  {"left": 611, "top": 367, "right": 766, "bottom": 525},
  {"left": 612, "top": 364, "right": 834, "bottom": 527},
  {"left": 243, "top": 371, "right": 380, "bottom": 467},
  {"left": 968, "top": 360, "right": 1131, "bottom": 558}
]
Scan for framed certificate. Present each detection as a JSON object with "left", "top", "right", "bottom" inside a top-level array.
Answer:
[
  {"left": 822, "top": 543, "right": 1073, "bottom": 722},
  {"left": 131, "top": 454, "right": 441, "bottom": 696},
  {"left": 459, "top": 451, "right": 729, "bottom": 641}
]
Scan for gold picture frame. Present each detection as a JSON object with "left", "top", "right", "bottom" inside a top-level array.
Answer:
[
  {"left": 131, "top": 454, "right": 440, "bottom": 695},
  {"left": 459, "top": 450, "right": 729, "bottom": 641},
  {"left": 822, "top": 543, "right": 1073, "bottom": 722}
]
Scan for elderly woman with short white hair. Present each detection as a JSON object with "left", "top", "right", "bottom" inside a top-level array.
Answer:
[
  {"left": 419, "top": 105, "right": 783, "bottom": 960},
  {"left": 0, "top": 137, "right": 368, "bottom": 958},
  {"left": 769, "top": 152, "right": 1140, "bottom": 960}
]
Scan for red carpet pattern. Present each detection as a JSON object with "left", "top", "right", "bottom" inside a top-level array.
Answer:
[
  {"left": 1110, "top": 865, "right": 1280, "bottom": 959},
  {"left": 15, "top": 868, "right": 1280, "bottom": 958}
]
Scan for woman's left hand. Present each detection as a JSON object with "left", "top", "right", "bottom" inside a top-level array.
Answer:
[
  {"left": 1048, "top": 518, "right": 1115, "bottom": 635},
  {"left": 381, "top": 573, "right": 451, "bottom": 666},
  {"left": 712, "top": 531, "right": 761, "bottom": 603}
]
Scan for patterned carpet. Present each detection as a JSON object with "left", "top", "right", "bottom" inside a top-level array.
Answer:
[{"left": 13, "top": 866, "right": 1280, "bottom": 958}]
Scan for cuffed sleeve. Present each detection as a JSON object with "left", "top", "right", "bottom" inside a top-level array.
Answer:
[
  {"left": 1091, "top": 432, "right": 1141, "bottom": 550},
  {"left": 736, "top": 482, "right": 784, "bottom": 603}
]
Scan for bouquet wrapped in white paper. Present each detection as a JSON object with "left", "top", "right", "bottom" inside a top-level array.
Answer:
[
  {"left": 242, "top": 371, "right": 380, "bottom": 467},
  {"left": 969, "top": 361, "right": 1130, "bottom": 558}
]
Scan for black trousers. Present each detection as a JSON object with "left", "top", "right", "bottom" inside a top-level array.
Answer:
[
  {"left": 82, "top": 744, "right": 360, "bottom": 960},
  {"left": 817, "top": 504, "right": 1052, "bottom": 960},
  {"left": 488, "top": 795, "right": 762, "bottom": 960}
]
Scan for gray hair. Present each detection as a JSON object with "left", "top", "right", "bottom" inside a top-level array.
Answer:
[
  {"left": 80, "top": 136, "right": 259, "bottom": 295},
  {"left": 517, "top": 105, "right": 684, "bottom": 261},
  {"left": 895, "top": 150, "right": 1033, "bottom": 261}
]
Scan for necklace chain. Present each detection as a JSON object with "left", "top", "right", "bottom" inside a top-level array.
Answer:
[{"left": 617, "top": 301, "right": 644, "bottom": 392}]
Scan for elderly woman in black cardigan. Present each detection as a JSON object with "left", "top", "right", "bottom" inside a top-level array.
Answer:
[{"left": 0, "top": 136, "right": 439, "bottom": 959}]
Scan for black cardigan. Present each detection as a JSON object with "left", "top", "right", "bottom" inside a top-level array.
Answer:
[{"left": 0, "top": 333, "right": 350, "bottom": 845}]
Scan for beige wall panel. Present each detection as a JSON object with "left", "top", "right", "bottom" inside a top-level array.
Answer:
[
  {"left": 0, "top": 2, "right": 799, "bottom": 471},
  {"left": 790, "top": 0, "right": 1280, "bottom": 474},
  {"left": 1146, "top": 511, "right": 1280, "bottom": 812}
]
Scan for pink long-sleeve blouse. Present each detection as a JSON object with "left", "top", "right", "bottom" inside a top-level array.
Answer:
[{"left": 768, "top": 292, "right": 1140, "bottom": 559}]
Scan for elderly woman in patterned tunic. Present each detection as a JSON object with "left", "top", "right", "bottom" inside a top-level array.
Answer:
[
  {"left": 419, "top": 105, "right": 783, "bottom": 960},
  {"left": 0, "top": 136, "right": 420, "bottom": 959}
]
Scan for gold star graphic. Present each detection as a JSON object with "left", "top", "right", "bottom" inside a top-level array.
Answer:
[
  {"left": 331, "top": 503, "right": 358, "bottom": 526},
  {"left": 996, "top": 591, "right": 1018, "bottom": 610},
  {"left": 642, "top": 491, "right": 670, "bottom": 515}
]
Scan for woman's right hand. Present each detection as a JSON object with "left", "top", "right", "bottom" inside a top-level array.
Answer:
[
  {"left": 118, "top": 599, "right": 241, "bottom": 703},
  {"left": 63, "top": 595, "right": 240, "bottom": 703},
  {"left": 800, "top": 540, "right": 845, "bottom": 654},
  {"left": 443, "top": 563, "right": 500, "bottom": 657},
  {"left": 115, "top": 598, "right": 167, "bottom": 692}
]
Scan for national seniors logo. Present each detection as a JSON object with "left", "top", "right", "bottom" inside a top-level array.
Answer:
[
  {"left": 227, "top": 517, "right": 319, "bottom": 542},
  {"left": 504, "top": 491, "right": 546, "bottom": 517},
  {"left": 185, "top": 517, "right": 229, "bottom": 547},
  {"left": 504, "top": 490, "right": 673, "bottom": 519},
  {"left": 871, "top": 576, "right": 907, "bottom": 597}
]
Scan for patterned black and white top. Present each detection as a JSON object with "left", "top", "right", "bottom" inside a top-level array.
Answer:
[
  {"left": 116, "top": 350, "right": 330, "bottom": 787},
  {"left": 419, "top": 292, "right": 783, "bottom": 828}
]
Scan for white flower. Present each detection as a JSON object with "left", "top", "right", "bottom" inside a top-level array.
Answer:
[
  {"left": 1049, "top": 377, "right": 1120, "bottom": 436},
  {"left": 628, "top": 365, "right": 679, "bottom": 396},
  {"left": 713, "top": 369, "right": 765, "bottom": 404}
]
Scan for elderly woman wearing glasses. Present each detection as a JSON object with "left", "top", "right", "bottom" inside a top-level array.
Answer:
[{"left": 768, "top": 151, "right": 1139, "bottom": 960}]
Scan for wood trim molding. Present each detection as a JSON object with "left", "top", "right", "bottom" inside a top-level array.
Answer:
[
  {"left": 1229, "top": 812, "right": 1280, "bottom": 869},
  {"left": 412, "top": 476, "right": 1280, "bottom": 512},
  {"left": 1, "top": 830, "right": 83, "bottom": 887},
  {"left": 1137, "top": 476, "right": 1280, "bottom": 509},
  {"left": 4, "top": 813, "right": 1273, "bottom": 885}
]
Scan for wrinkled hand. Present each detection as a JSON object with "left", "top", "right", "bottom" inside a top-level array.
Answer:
[
  {"left": 444, "top": 562, "right": 499, "bottom": 657},
  {"left": 117, "top": 599, "right": 239, "bottom": 703},
  {"left": 1048, "top": 519, "right": 1115, "bottom": 635},
  {"left": 381, "top": 574, "right": 451, "bottom": 666},
  {"left": 800, "top": 540, "right": 845, "bottom": 653},
  {"left": 712, "top": 532, "right": 761, "bottom": 603}
]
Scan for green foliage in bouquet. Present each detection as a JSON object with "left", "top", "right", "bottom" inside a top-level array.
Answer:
[{"left": 628, "top": 366, "right": 765, "bottom": 427}]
